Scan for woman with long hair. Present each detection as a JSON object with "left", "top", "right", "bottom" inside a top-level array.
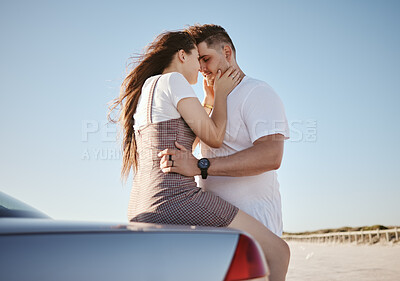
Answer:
[{"left": 109, "top": 30, "right": 289, "bottom": 281}]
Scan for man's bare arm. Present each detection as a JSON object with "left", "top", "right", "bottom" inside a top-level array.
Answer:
[
  {"left": 159, "top": 134, "right": 285, "bottom": 177},
  {"left": 208, "top": 134, "right": 284, "bottom": 177}
]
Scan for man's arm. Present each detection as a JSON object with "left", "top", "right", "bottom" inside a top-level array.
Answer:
[
  {"left": 158, "top": 134, "right": 285, "bottom": 177},
  {"left": 209, "top": 133, "right": 284, "bottom": 177}
]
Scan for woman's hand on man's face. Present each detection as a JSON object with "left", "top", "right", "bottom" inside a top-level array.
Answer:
[
  {"left": 213, "top": 67, "right": 241, "bottom": 97},
  {"left": 203, "top": 78, "right": 214, "bottom": 98}
]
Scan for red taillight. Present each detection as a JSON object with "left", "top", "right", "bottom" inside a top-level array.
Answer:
[{"left": 224, "top": 234, "right": 269, "bottom": 281}]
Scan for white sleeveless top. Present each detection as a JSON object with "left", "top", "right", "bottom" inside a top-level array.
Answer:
[{"left": 134, "top": 72, "right": 197, "bottom": 130}]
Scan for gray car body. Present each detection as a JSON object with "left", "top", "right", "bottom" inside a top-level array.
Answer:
[
  {"left": 0, "top": 190, "right": 249, "bottom": 281},
  {"left": 0, "top": 218, "right": 243, "bottom": 281}
]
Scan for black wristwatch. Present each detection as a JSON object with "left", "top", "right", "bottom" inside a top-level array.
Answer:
[{"left": 197, "top": 158, "right": 211, "bottom": 179}]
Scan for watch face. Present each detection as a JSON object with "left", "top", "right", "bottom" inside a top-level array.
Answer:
[{"left": 198, "top": 158, "right": 210, "bottom": 169}]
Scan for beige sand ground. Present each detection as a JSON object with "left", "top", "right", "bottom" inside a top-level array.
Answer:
[{"left": 286, "top": 241, "right": 400, "bottom": 281}]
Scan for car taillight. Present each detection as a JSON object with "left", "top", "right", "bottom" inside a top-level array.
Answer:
[{"left": 224, "top": 234, "right": 269, "bottom": 281}]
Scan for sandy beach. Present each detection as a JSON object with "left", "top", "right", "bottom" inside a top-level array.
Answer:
[{"left": 286, "top": 241, "right": 400, "bottom": 281}]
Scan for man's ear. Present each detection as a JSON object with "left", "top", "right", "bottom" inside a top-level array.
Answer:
[
  {"left": 177, "top": 50, "right": 186, "bottom": 63},
  {"left": 223, "top": 45, "right": 233, "bottom": 62}
]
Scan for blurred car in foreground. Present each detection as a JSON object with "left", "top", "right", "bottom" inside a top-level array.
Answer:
[{"left": 0, "top": 191, "right": 268, "bottom": 281}]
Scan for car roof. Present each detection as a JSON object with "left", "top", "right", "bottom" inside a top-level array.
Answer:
[
  {"left": 0, "top": 191, "right": 50, "bottom": 219},
  {"left": 0, "top": 218, "right": 242, "bottom": 235}
]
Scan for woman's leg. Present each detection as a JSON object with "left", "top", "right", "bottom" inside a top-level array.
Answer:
[{"left": 228, "top": 210, "right": 290, "bottom": 281}]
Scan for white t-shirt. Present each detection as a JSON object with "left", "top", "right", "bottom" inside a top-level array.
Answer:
[
  {"left": 197, "top": 76, "right": 290, "bottom": 236},
  {"left": 134, "top": 72, "right": 197, "bottom": 129}
]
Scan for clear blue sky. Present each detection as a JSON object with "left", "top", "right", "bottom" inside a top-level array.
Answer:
[{"left": 1, "top": 0, "right": 399, "bottom": 232}]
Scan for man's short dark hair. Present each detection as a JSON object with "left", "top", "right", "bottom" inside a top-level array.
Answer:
[{"left": 185, "top": 24, "right": 236, "bottom": 53}]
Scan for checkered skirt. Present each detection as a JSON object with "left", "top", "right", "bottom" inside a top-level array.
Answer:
[{"left": 127, "top": 76, "right": 238, "bottom": 227}]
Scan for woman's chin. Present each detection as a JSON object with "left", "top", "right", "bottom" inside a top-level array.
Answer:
[{"left": 190, "top": 77, "right": 198, "bottom": 85}]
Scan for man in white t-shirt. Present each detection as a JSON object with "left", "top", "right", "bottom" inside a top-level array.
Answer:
[{"left": 159, "top": 24, "right": 289, "bottom": 236}]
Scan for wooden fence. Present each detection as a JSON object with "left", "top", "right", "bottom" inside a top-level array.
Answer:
[{"left": 283, "top": 228, "right": 399, "bottom": 244}]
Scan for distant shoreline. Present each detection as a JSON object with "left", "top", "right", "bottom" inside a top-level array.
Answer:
[
  {"left": 282, "top": 225, "right": 400, "bottom": 245},
  {"left": 283, "top": 224, "right": 399, "bottom": 235}
]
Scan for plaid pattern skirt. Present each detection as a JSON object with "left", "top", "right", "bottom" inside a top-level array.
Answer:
[{"left": 128, "top": 117, "right": 239, "bottom": 227}]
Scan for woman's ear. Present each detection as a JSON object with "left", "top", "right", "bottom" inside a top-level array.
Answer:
[
  {"left": 178, "top": 50, "right": 186, "bottom": 63},
  {"left": 223, "top": 45, "right": 233, "bottom": 62}
]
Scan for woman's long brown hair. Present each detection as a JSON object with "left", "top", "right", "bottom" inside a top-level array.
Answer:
[{"left": 108, "top": 31, "right": 196, "bottom": 180}]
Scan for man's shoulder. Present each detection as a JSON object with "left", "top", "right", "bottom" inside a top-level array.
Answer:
[
  {"left": 240, "top": 76, "right": 276, "bottom": 95},
  {"left": 238, "top": 76, "right": 279, "bottom": 105}
]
